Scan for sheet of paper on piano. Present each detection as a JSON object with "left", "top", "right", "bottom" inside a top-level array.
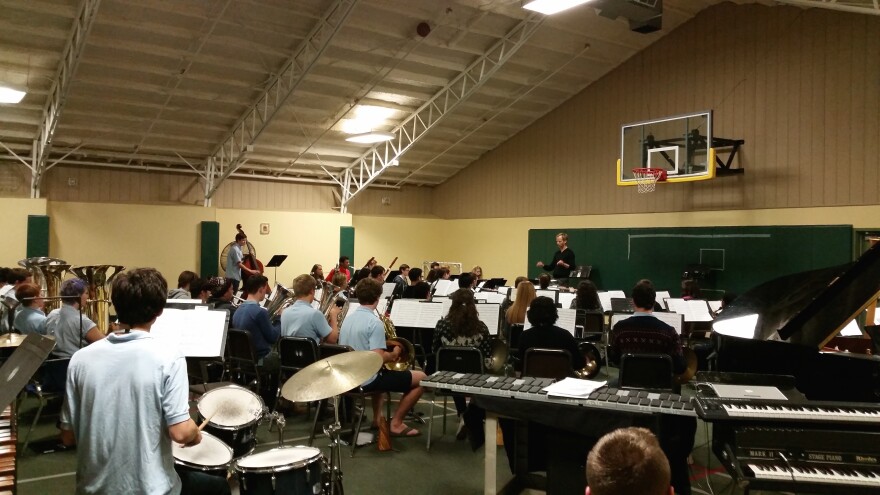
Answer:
[{"left": 543, "top": 377, "right": 608, "bottom": 398}]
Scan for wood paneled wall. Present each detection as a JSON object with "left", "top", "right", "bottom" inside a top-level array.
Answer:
[
  {"left": 41, "top": 165, "right": 339, "bottom": 211},
  {"left": 433, "top": 3, "right": 880, "bottom": 219}
]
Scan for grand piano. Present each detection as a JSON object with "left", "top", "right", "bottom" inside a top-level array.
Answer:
[{"left": 699, "top": 240, "right": 880, "bottom": 493}]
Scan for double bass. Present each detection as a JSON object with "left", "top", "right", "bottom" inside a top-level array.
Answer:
[{"left": 235, "top": 224, "right": 264, "bottom": 284}]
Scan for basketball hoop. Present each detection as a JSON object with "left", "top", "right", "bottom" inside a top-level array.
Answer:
[{"left": 632, "top": 168, "right": 666, "bottom": 194}]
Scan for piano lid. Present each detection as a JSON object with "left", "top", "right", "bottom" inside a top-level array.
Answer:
[{"left": 715, "top": 241, "right": 880, "bottom": 347}]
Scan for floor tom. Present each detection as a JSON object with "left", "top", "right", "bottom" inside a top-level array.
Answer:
[{"left": 234, "top": 446, "right": 324, "bottom": 495}]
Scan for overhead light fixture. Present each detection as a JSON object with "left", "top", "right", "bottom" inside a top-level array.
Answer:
[
  {"left": 345, "top": 131, "right": 395, "bottom": 144},
  {"left": 0, "top": 85, "right": 26, "bottom": 104},
  {"left": 523, "top": 0, "right": 594, "bottom": 15}
]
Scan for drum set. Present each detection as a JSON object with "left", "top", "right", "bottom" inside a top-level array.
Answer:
[{"left": 173, "top": 351, "right": 383, "bottom": 495}]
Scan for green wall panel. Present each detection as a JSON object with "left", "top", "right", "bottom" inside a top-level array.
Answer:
[
  {"left": 200, "top": 221, "right": 220, "bottom": 278},
  {"left": 26, "top": 215, "right": 50, "bottom": 258}
]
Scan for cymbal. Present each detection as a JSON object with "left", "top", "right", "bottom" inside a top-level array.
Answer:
[{"left": 281, "top": 351, "right": 383, "bottom": 402}]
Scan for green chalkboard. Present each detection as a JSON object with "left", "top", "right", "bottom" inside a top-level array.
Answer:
[{"left": 528, "top": 225, "right": 853, "bottom": 296}]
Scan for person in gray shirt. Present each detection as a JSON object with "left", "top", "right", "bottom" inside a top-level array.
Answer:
[{"left": 46, "top": 278, "right": 102, "bottom": 359}]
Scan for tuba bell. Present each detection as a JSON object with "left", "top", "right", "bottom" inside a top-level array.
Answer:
[
  {"left": 264, "top": 283, "right": 295, "bottom": 319},
  {"left": 573, "top": 342, "right": 603, "bottom": 379},
  {"left": 485, "top": 338, "right": 509, "bottom": 375},
  {"left": 19, "top": 257, "right": 70, "bottom": 313},
  {"left": 71, "top": 265, "right": 124, "bottom": 334}
]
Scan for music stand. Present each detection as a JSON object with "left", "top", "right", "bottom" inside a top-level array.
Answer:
[
  {"left": 266, "top": 255, "right": 288, "bottom": 285},
  {"left": 0, "top": 334, "right": 56, "bottom": 412}
]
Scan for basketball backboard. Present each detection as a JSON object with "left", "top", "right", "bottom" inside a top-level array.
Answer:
[{"left": 617, "top": 111, "right": 716, "bottom": 186}]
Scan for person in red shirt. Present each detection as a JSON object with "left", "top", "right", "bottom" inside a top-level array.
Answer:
[{"left": 325, "top": 256, "right": 351, "bottom": 283}]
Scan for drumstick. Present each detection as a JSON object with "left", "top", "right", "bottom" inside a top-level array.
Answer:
[{"left": 198, "top": 412, "right": 216, "bottom": 431}]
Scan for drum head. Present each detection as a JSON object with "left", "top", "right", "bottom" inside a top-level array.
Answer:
[
  {"left": 173, "top": 432, "right": 233, "bottom": 468},
  {"left": 234, "top": 446, "right": 323, "bottom": 474},
  {"left": 198, "top": 385, "right": 264, "bottom": 428}
]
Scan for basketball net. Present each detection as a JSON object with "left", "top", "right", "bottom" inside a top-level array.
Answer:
[{"left": 632, "top": 168, "right": 664, "bottom": 194}]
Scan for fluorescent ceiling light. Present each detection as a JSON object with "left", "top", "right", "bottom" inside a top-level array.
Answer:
[
  {"left": 0, "top": 85, "right": 26, "bottom": 104},
  {"left": 523, "top": 0, "right": 593, "bottom": 15},
  {"left": 345, "top": 131, "right": 395, "bottom": 144}
]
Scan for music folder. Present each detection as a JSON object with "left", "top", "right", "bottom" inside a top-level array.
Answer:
[{"left": 266, "top": 255, "right": 287, "bottom": 268}]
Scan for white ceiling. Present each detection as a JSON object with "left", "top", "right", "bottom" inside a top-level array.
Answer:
[{"left": 0, "top": 0, "right": 876, "bottom": 203}]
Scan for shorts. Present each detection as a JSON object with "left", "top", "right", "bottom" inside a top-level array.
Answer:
[{"left": 362, "top": 369, "right": 412, "bottom": 394}]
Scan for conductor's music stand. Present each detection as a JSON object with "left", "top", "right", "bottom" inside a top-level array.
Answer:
[{"left": 266, "top": 255, "right": 288, "bottom": 285}]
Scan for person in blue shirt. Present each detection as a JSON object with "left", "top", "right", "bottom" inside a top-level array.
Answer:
[
  {"left": 232, "top": 275, "right": 280, "bottom": 361},
  {"left": 280, "top": 274, "right": 340, "bottom": 344},
  {"left": 13, "top": 283, "right": 47, "bottom": 335},
  {"left": 60, "top": 267, "right": 229, "bottom": 495}
]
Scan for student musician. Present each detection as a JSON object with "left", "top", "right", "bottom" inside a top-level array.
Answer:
[
  {"left": 280, "top": 274, "right": 340, "bottom": 344},
  {"left": 471, "top": 266, "right": 483, "bottom": 280},
  {"left": 60, "top": 268, "right": 230, "bottom": 495},
  {"left": 205, "top": 277, "right": 236, "bottom": 318},
  {"left": 536, "top": 232, "right": 576, "bottom": 286},
  {"left": 231, "top": 275, "right": 280, "bottom": 363},
  {"left": 325, "top": 256, "right": 351, "bottom": 283},
  {"left": 517, "top": 296, "right": 584, "bottom": 371},
  {"left": 1, "top": 267, "right": 32, "bottom": 333},
  {"left": 168, "top": 270, "right": 198, "bottom": 299},
  {"left": 310, "top": 264, "right": 324, "bottom": 288},
  {"left": 402, "top": 268, "right": 430, "bottom": 299},
  {"left": 13, "top": 283, "right": 47, "bottom": 335},
  {"left": 571, "top": 280, "right": 602, "bottom": 311},
  {"left": 340, "top": 278, "right": 425, "bottom": 437},
  {"left": 586, "top": 428, "right": 672, "bottom": 495},
  {"left": 392, "top": 264, "right": 410, "bottom": 297},
  {"left": 226, "top": 231, "right": 258, "bottom": 293}
]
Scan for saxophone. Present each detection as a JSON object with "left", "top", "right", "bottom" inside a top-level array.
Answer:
[{"left": 379, "top": 311, "right": 416, "bottom": 371}]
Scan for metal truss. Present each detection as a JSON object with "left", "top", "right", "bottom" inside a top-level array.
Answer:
[
  {"left": 774, "top": 0, "right": 880, "bottom": 16},
  {"left": 336, "top": 12, "right": 545, "bottom": 212},
  {"left": 202, "top": 0, "right": 359, "bottom": 206},
  {"left": 30, "top": 0, "right": 102, "bottom": 198}
]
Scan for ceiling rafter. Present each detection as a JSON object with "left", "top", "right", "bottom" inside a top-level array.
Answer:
[
  {"left": 337, "top": 11, "right": 545, "bottom": 211},
  {"left": 29, "top": 0, "right": 102, "bottom": 198},
  {"left": 201, "top": 0, "right": 360, "bottom": 206}
]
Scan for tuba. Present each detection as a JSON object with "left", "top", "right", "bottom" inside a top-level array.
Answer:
[
  {"left": 19, "top": 257, "right": 70, "bottom": 313},
  {"left": 264, "top": 283, "right": 295, "bottom": 319},
  {"left": 380, "top": 313, "right": 415, "bottom": 371},
  {"left": 71, "top": 265, "right": 124, "bottom": 334},
  {"left": 485, "top": 338, "right": 509, "bottom": 375},
  {"left": 573, "top": 342, "right": 603, "bottom": 379}
]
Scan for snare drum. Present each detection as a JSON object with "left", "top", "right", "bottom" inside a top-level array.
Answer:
[
  {"left": 172, "top": 431, "right": 233, "bottom": 478},
  {"left": 234, "top": 446, "right": 324, "bottom": 495},
  {"left": 197, "top": 385, "right": 264, "bottom": 458}
]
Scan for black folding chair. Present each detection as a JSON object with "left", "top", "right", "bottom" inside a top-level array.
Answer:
[
  {"left": 522, "top": 348, "right": 573, "bottom": 380},
  {"left": 619, "top": 353, "right": 676, "bottom": 392},
  {"left": 274, "top": 337, "right": 319, "bottom": 418}
]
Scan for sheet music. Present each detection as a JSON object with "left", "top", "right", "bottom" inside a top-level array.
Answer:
[
  {"left": 598, "top": 292, "right": 613, "bottom": 312},
  {"left": 479, "top": 292, "right": 507, "bottom": 304},
  {"left": 523, "top": 308, "right": 576, "bottom": 336},
  {"left": 840, "top": 319, "right": 862, "bottom": 337},
  {"left": 535, "top": 289, "right": 558, "bottom": 303},
  {"left": 433, "top": 279, "right": 456, "bottom": 297},
  {"left": 707, "top": 300, "right": 722, "bottom": 313},
  {"left": 389, "top": 300, "right": 444, "bottom": 328},
  {"left": 655, "top": 291, "right": 671, "bottom": 309},
  {"left": 558, "top": 292, "right": 576, "bottom": 309},
  {"left": 376, "top": 298, "right": 388, "bottom": 316},
  {"left": 666, "top": 298, "right": 714, "bottom": 322},
  {"left": 346, "top": 302, "right": 362, "bottom": 315},
  {"left": 557, "top": 308, "right": 577, "bottom": 336},
  {"left": 382, "top": 283, "right": 396, "bottom": 299},
  {"left": 610, "top": 312, "right": 684, "bottom": 334},
  {"left": 475, "top": 303, "right": 500, "bottom": 335},
  {"left": 150, "top": 308, "right": 228, "bottom": 357}
]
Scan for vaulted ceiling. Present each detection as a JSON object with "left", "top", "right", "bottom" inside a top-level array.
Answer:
[{"left": 1, "top": 0, "right": 876, "bottom": 206}]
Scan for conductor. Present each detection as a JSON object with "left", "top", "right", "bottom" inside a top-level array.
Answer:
[{"left": 536, "top": 232, "right": 575, "bottom": 285}]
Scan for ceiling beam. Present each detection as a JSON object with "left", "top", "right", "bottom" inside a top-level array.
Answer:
[
  {"left": 337, "top": 12, "right": 545, "bottom": 212},
  {"left": 30, "top": 0, "right": 102, "bottom": 198},
  {"left": 202, "top": 0, "right": 359, "bottom": 206},
  {"left": 773, "top": 0, "right": 880, "bottom": 15}
]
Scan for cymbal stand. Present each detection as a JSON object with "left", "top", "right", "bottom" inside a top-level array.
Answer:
[
  {"left": 323, "top": 394, "right": 344, "bottom": 495},
  {"left": 267, "top": 411, "right": 286, "bottom": 446}
]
